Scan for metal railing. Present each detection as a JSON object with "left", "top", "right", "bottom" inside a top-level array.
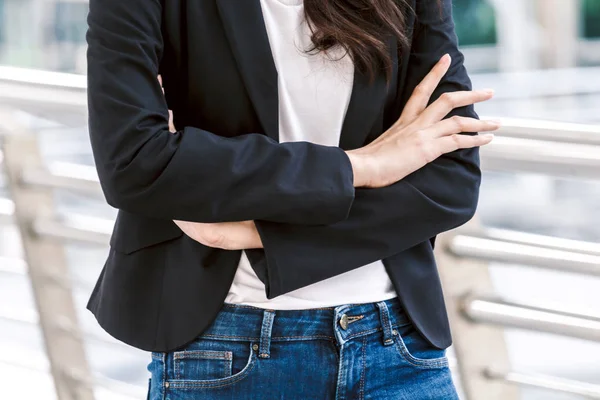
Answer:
[
  {"left": 1, "top": 66, "right": 600, "bottom": 400},
  {"left": 435, "top": 119, "right": 600, "bottom": 399},
  {"left": 436, "top": 227, "right": 600, "bottom": 399},
  {"left": 0, "top": 67, "right": 139, "bottom": 400}
]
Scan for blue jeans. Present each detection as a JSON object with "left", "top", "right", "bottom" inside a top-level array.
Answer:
[{"left": 147, "top": 298, "right": 459, "bottom": 399}]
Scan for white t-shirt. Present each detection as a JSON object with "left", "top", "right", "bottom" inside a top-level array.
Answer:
[{"left": 224, "top": 0, "right": 396, "bottom": 309}]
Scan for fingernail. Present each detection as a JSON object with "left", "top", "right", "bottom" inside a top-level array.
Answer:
[
  {"left": 482, "top": 88, "right": 495, "bottom": 95},
  {"left": 488, "top": 119, "right": 502, "bottom": 126},
  {"left": 483, "top": 133, "right": 495, "bottom": 140},
  {"left": 441, "top": 54, "right": 451, "bottom": 64}
]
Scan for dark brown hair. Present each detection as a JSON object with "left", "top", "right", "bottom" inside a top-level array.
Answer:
[{"left": 303, "top": 0, "right": 416, "bottom": 82}]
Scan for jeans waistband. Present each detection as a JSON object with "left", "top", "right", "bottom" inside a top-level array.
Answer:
[{"left": 198, "top": 297, "right": 409, "bottom": 348}]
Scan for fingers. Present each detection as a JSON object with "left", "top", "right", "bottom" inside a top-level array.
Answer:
[
  {"left": 436, "top": 132, "right": 495, "bottom": 154},
  {"left": 425, "top": 116, "right": 501, "bottom": 138},
  {"left": 419, "top": 89, "right": 495, "bottom": 124},
  {"left": 168, "top": 110, "right": 176, "bottom": 133},
  {"left": 157, "top": 75, "right": 164, "bottom": 93},
  {"left": 399, "top": 54, "right": 452, "bottom": 124},
  {"left": 158, "top": 75, "right": 177, "bottom": 132}
]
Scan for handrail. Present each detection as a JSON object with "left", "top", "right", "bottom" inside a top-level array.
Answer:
[
  {"left": 481, "top": 136, "right": 600, "bottom": 179},
  {"left": 481, "top": 118, "right": 600, "bottom": 177},
  {"left": 449, "top": 228, "right": 600, "bottom": 276},
  {"left": 0, "top": 198, "right": 111, "bottom": 244},
  {"left": 486, "top": 116, "right": 600, "bottom": 145},
  {"left": 0, "top": 66, "right": 86, "bottom": 109},
  {"left": 462, "top": 296, "right": 600, "bottom": 342},
  {"left": 21, "top": 162, "right": 103, "bottom": 198},
  {"left": 0, "top": 66, "right": 86, "bottom": 90},
  {"left": 485, "top": 369, "right": 600, "bottom": 399},
  {"left": 33, "top": 215, "right": 112, "bottom": 245},
  {"left": 472, "top": 228, "right": 600, "bottom": 254}
]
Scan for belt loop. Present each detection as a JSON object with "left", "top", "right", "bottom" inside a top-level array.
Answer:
[
  {"left": 258, "top": 309, "right": 275, "bottom": 358},
  {"left": 376, "top": 301, "right": 394, "bottom": 346}
]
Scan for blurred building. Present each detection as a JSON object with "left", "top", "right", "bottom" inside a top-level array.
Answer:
[
  {"left": 452, "top": 0, "right": 600, "bottom": 71},
  {"left": 0, "top": 0, "right": 89, "bottom": 73},
  {"left": 0, "top": 0, "right": 599, "bottom": 74}
]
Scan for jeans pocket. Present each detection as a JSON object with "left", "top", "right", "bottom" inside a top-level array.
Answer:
[
  {"left": 174, "top": 350, "right": 233, "bottom": 380},
  {"left": 166, "top": 339, "right": 257, "bottom": 389},
  {"left": 393, "top": 322, "right": 448, "bottom": 369}
]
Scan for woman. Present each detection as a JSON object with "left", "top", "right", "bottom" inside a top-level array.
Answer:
[{"left": 86, "top": 0, "right": 498, "bottom": 398}]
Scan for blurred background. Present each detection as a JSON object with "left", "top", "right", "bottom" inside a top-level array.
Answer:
[{"left": 0, "top": 0, "right": 599, "bottom": 399}]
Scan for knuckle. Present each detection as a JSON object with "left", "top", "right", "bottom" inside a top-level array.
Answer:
[
  {"left": 205, "top": 229, "right": 225, "bottom": 248},
  {"left": 450, "top": 115, "right": 464, "bottom": 131},
  {"left": 422, "top": 145, "right": 437, "bottom": 163},
  {"left": 414, "top": 130, "right": 427, "bottom": 147},
  {"left": 413, "top": 133, "right": 435, "bottom": 163},
  {"left": 203, "top": 234, "right": 217, "bottom": 247},
  {"left": 215, "top": 234, "right": 228, "bottom": 248},
  {"left": 477, "top": 134, "right": 490, "bottom": 145},
  {"left": 440, "top": 92, "right": 454, "bottom": 106},
  {"left": 413, "top": 84, "right": 427, "bottom": 96},
  {"left": 451, "top": 133, "right": 462, "bottom": 147}
]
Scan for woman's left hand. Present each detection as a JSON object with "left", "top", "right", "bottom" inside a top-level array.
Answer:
[
  {"left": 174, "top": 220, "right": 264, "bottom": 250},
  {"left": 158, "top": 75, "right": 177, "bottom": 133},
  {"left": 159, "top": 76, "right": 262, "bottom": 251}
]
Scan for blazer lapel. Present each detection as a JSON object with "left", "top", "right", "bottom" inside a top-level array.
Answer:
[
  {"left": 217, "top": 0, "right": 397, "bottom": 149},
  {"left": 339, "top": 35, "right": 398, "bottom": 150},
  {"left": 216, "top": 0, "right": 279, "bottom": 142}
]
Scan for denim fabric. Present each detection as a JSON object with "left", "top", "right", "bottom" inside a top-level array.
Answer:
[{"left": 147, "top": 298, "right": 459, "bottom": 399}]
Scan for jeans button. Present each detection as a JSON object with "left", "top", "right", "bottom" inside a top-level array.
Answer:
[{"left": 339, "top": 314, "right": 348, "bottom": 330}]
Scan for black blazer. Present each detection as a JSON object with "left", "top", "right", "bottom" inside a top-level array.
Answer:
[{"left": 86, "top": 0, "right": 481, "bottom": 352}]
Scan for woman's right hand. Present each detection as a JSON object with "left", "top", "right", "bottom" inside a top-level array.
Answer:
[{"left": 346, "top": 53, "right": 500, "bottom": 188}]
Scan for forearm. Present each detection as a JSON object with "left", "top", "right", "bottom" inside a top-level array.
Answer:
[
  {"left": 91, "top": 124, "right": 355, "bottom": 224},
  {"left": 87, "top": 0, "right": 355, "bottom": 225},
  {"left": 173, "top": 219, "right": 262, "bottom": 250},
  {"left": 249, "top": 0, "right": 487, "bottom": 298},
  {"left": 250, "top": 146, "right": 480, "bottom": 298}
]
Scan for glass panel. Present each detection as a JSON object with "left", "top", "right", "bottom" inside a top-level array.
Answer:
[
  {"left": 0, "top": 0, "right": 5, "bottom": 44},
  {"left": 583, "top": 0, "right": 600, "bottom": 38},
  {"left": 453, "top": 0, "right": 498, "bottom": 46},
  {"left": 0, "top": 0, "right": 88, "bottom": 73}
]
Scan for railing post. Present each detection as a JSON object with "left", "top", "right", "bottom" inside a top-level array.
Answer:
[
  {"left": 535, "top": 0, "right": 579, "bottom": 69},
  {"left": 436, "top": 220, "right": 519, "bottom": 400},
  {"left": 1, "top": 118, "right": 95, "bottom": 400}
]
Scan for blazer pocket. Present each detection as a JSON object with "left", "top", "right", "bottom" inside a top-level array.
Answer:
[{"left": 109, "top": 210, "right": 184, "bottom": 255}]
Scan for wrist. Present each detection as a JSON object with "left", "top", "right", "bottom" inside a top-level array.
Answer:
[
  {"left": 245, "top": 221, "right": 263, "bottom": 249},
  {"left": 345, "top": 150, "right": 369, "bottom": 188}
]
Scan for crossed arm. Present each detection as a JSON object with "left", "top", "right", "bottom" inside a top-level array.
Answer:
[
  {"left": 87, "top": 0, "right": 495, "bottom": 299},
  {"left": 174, "top": 0, "right": 495, "bottom": 298}
]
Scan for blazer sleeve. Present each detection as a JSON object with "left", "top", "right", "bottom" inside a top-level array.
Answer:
[
  {"left": 249, "top": 0, "right": 482, "bottom": 298},
  {"left": 86, "top": 0, "right": 355, "bottom": 225}
]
